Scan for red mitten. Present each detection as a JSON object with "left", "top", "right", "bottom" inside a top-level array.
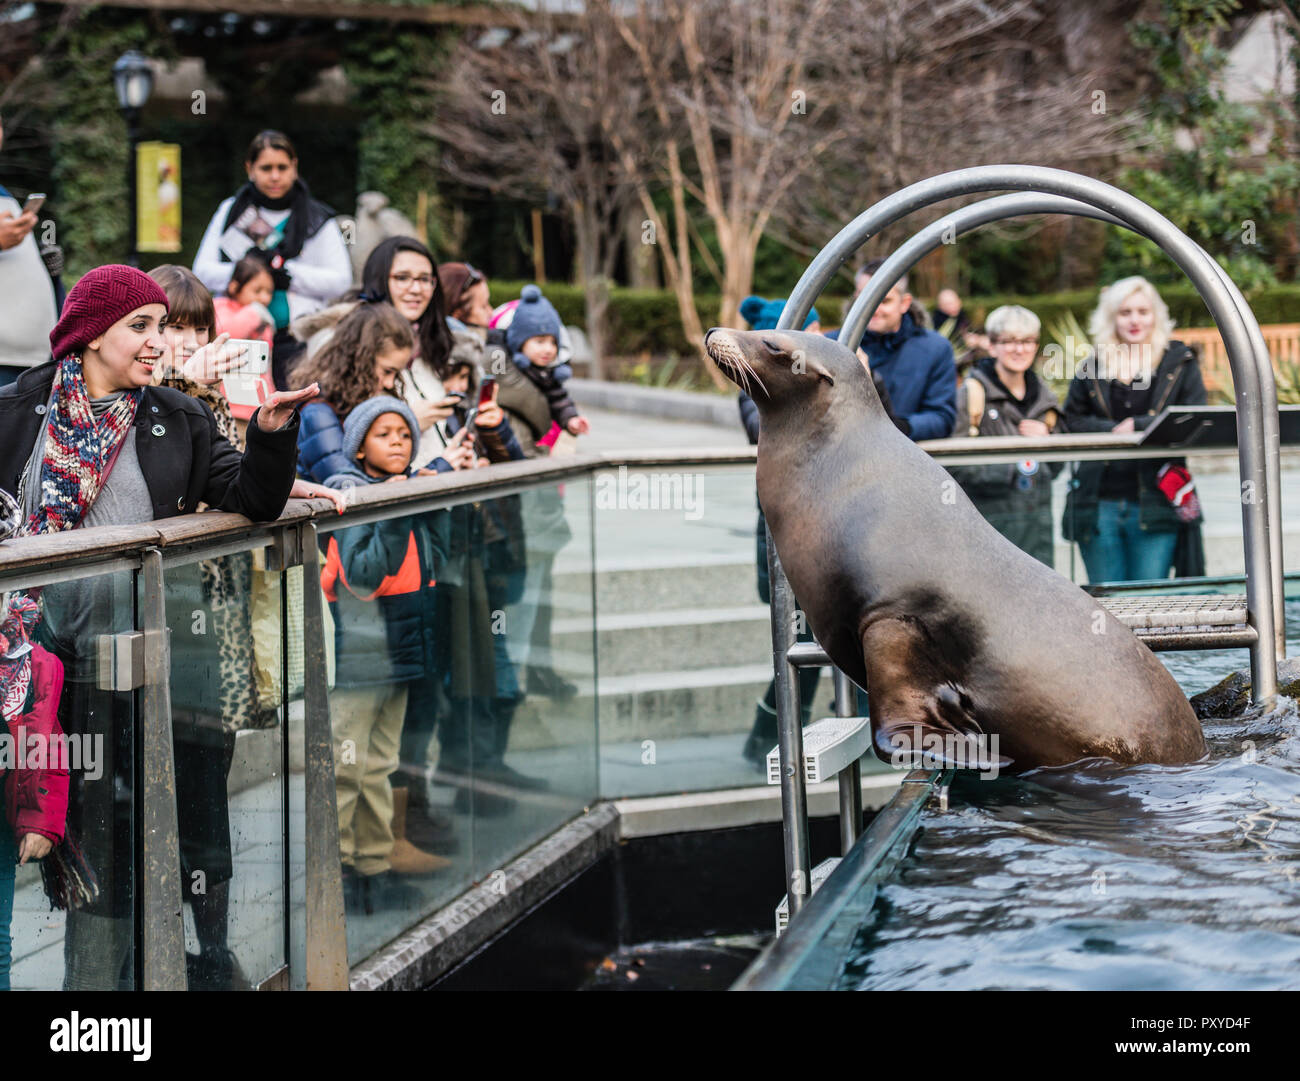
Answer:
[{"left": 1156, "top": 463, "right": 1201, "bottom": 523}]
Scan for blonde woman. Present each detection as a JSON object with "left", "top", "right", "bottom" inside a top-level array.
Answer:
[{"left": 1062, "top": 276, "right": 1206, "bottom": 583}]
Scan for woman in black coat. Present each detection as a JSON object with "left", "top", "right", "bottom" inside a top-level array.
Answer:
[
  {"left": 1062, "top": 277, "right": 1207, "bottom": 583},
  {"left": 0, "top": 264, "right": 313, "bottom": 989}
]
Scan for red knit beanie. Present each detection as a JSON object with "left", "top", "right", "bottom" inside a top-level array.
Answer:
[{"left": 49, "top": 264, "right": 170, "bottom": 361}]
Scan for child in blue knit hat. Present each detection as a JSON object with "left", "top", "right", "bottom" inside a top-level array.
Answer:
[
  {"left": 506, "top": 285, "right": 590, "bottom": 442},
  {"left": 320, "top": 395, "right": 451, "bottom": 910}
]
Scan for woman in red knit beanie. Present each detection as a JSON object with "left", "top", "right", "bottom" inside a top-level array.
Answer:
[{"left": 0, "top": 263, "right": 317, "bottom": 989}]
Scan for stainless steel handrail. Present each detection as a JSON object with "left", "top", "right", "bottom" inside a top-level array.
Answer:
[
  {"left": 840, "top": 190, "right": 1286, "bottom": 663},
  {"left": 779, "top": 166, "right": 1279, "bottom": 699},
  {"left": 763, "top": 166, "right": 1283, "bottom": 989},
  {"left": 733, "top": 768, "right": 952, "bottom": 991}
]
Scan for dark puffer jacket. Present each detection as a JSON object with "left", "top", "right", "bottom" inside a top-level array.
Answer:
[
  {"left": 1062, "top": 340, "right": 1206, "bottom": 544},
  {"left": 829, "top": 311, "right": 957, "bottom": 440},
  {"left": 321, "top": 468, "right": 441, "bottom": 688},
  {"left": 949, "top": 357, "right": 1063, "bottom": 568}
]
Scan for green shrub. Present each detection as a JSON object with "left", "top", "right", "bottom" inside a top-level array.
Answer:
[{"left": 486, "top": 280, "right": 1299, "bottom": 364}]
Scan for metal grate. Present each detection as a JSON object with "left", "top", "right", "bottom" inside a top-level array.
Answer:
[{"left": 1098, "top": 593, "right": 1248, "bottom": 633}]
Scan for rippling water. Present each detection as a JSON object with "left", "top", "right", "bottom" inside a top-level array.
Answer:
[{"left": 839, "top": 617, "right": 1300, "bottom": 991}]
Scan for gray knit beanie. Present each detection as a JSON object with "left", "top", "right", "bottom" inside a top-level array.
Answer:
[{"left": 341, "top": 395, "right": 421, "bottom": 473}]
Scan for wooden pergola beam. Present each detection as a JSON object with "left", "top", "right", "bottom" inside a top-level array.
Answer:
[{"left": 49, "top": 0, "right": 543, "bottom": 28}]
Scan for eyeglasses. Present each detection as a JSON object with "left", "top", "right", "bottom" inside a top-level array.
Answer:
[
  {"left": 390, "top": 273, "right": 435, "bottom": 290},
  {"left": 993, "top": 337, "right": 1039, "bottom": 350}
]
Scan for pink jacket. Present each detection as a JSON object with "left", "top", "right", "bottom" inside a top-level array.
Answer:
[{"left": 3, "top": 646, "right": 69, "bottom": 844}]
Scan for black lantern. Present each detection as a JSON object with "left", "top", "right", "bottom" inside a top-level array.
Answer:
[{"left": 113, "top": 51, "right": 153, "bottom": 265}]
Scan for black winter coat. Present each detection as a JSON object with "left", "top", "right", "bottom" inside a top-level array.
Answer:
[
  {"left": 949, "top": 360, "right": 1063, "bottom": 569},
  {"left": 1061, "top": 340, "right": 1206, "bottom": 544},
  {"left": 0, "top": 360, "right": 299, "bottom": 523}
]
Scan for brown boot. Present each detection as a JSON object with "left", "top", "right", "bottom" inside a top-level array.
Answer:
[{"left": 390, "top": 787, "right": 452, "bottom": 875}]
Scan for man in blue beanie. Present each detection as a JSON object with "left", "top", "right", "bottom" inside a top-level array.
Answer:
[{"left": 828, "top": 259, "right": 957, "bottom": 441}]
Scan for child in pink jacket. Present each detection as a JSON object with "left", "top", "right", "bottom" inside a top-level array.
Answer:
[
  {"left": 213, "top": 255, "right": 277, "bottom": 420},
  {"left": 2, "top": 610, "right": 69, "bottom": 989}
]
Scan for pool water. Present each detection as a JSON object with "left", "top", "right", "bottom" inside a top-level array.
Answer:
[{"left": 838, "top": 609, "right": 1300, "bottom": 991}]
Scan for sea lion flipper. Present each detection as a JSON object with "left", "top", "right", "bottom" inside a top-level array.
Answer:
[{"left": 863, "top": 619, "right": 1008, "bottom": 770}]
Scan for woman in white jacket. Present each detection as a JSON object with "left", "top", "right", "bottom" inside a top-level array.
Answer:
[{"left": 193, "top": 130, "right": 352, "bottom": 390}]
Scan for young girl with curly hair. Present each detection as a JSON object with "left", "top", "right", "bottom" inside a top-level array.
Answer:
[{"left": 293, "top": 301, "right": 473, "bottom": 484}]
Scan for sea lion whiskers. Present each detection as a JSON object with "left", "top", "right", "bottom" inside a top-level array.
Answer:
[{"left": 707, "top": 330, "right": 767, "bottom": 397}]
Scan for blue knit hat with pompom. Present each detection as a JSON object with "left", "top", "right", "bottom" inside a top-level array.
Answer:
[
  {"left": 506, "top": 284, "right": 564, "bottom": 354},
  {"left": 738, "top": 295, "right": 820, "bottom": 332}
]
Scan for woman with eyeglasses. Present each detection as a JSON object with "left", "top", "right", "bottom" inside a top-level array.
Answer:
[{"left": 951, "top": 305, "right": 1063, "bottom": 569}]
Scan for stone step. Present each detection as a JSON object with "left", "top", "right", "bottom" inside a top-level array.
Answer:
[
  {"left": 502, "top": 663, "right": 839, "bottom": 750},
  {"left": 553, "top": 604, "right": 772, "bottom": 676},
  {"left": 560, "top": 554, "right": 759, "bottom": 615}
]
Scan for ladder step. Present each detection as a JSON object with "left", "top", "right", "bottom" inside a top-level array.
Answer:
[
  {"left": 1098, "top": 593, "right": 1248, "bottom": 631},
  {"left": 765, "top": 714, "right": 874, "bottom": 785},
  {"left": 775, "top": 857, "right": 841, "bottom": 934}
]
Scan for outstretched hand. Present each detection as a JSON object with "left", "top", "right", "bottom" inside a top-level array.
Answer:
[
  {"left": 257, "top": 384, "right": 318, "bottom": 432},
  {"left": 290, "top": 478, "right": 348, "bottom": 514}
]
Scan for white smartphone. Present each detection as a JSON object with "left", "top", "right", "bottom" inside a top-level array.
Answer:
[
  {"left": 224, "top": 338, "right": 269, "bottom": 375},
  {"left": 221, "top": 372, "right": 267, "bottom": 410}
]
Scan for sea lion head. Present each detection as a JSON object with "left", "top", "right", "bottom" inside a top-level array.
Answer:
[{"left": 705, "top": 327, "right": 878, "bottom": 419}]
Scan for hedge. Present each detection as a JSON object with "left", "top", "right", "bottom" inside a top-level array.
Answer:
[{"left": 487, "top": 280, "right": 1300, "bottom": 359}]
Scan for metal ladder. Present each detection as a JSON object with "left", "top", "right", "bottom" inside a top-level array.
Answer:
[{"left": 761, "top": 165, "right": 1287, "bottom": 930}]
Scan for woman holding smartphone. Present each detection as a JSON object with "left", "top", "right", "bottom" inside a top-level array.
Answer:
[
  {"left": 0, "top": 263, "right": 315, "bottom": 988},
  {"left": 0, "top": 112, "right": 59, "bottom": 385}
]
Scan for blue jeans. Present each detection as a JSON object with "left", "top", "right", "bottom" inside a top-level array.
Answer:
[
  {"left": 1080, "top": 498, "right": 1178, "bottom": 584},
  {"left": 0, "top": 816, "right": 16, "bottom": 991}
]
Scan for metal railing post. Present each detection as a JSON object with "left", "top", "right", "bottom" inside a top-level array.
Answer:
[
  {"left": 766, "top": 530, "right": 811, "bottom": 918},
  {"left": 138, "top": 547, "right": 186, "bottom": 991},
  {"left": 300, "top": 521, "right": 350, "bottom": 989},
  {"left": 833, "top": 669, "right": 863, "bottom": 855}
]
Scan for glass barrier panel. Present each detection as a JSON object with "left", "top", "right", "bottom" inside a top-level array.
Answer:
[
  {"left": 591, "top": 462, "right": 867, "bottom": 797},
  {"left": 162, "top": 550, "right": 287, "bottom": 990},
  {"left": 317, "top": 504, "right": 476, "bottom": 964},
  {"left": 7, "top": 568, "right": 137, "bottom": 991},
  {"left": 466, "top": 477, "right": 599, "bottom": 881},
  {"left": 935, "top": 447, "right": 1257, "bottom": 588},
  {"left": 284, "top": 561, "right": 308, "bottom": 991}
]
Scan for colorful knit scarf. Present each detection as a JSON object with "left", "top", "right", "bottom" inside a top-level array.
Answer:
[{"left": 0, "top": 356, "right": 142, "bottom": 705}]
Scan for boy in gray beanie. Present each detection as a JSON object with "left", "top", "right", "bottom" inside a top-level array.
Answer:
[
  {"left": 506, "top": 284, "right": 589, "bottom": 445},
  {"left": 321, "top": 394, "right": 451, "bottom": 905}
]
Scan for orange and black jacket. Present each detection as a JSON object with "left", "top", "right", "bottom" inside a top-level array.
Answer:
[{"left": 320, "top": 509, "right": 439, "bottom": 688}]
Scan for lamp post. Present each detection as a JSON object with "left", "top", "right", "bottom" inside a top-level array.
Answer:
[{"left": 113, "top": 51, "right": 153, "bottom": 267}]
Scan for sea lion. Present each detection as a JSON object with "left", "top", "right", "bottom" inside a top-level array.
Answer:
[{"left": 705, "top": 327, "right": 1206, "bottom": 770}]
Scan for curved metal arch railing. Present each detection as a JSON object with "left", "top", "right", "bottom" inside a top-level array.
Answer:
[
  {"left": 774, "top": 166, "right": 1280, "bottom": 697},
  {"left": 838, "top": 191, "right": 1284, "bottom": 664},
  {"left": 757, "top": 165, "right": 1284, "bottom": 930}
]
